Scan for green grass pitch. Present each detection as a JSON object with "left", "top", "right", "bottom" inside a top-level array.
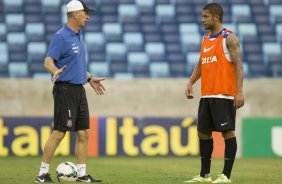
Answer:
[{"left": 0, "top": 157, "right": 281, "bottom": 184}]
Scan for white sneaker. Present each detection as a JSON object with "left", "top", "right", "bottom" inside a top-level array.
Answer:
[
  {"left": 212, "top": 174, "right": 231, "bottom": 183},
  {"left": 185, "top": 175, "right": 212, "bottom": 183}
]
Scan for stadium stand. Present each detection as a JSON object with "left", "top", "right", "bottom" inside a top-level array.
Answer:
[{"left": 0, "top": 0, "right": 282, "bottom": 78}]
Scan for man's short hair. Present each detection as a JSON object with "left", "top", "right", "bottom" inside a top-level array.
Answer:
[
  {"left": 67, "top": 12, "right": 75, "bottom": 19},
  {"left": 203, "top": 3, "right": 224, "bottom": 23}
]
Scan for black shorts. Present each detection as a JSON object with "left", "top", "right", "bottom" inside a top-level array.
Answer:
[
  {"left": 197, "top": 98, "right": 236, "bottom": 132},
  {"left": 53, "top": 82, "right": 89, "bottom": 132}
]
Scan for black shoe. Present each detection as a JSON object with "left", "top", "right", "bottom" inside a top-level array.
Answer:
[
  {"left": 35, "top": 173, "right": 53, "bottom": 183},
  {"left": 77, "top": 175, "right": 102, "bottom": 182}
]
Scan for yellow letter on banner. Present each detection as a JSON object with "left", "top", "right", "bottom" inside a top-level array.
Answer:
[
  {"left": 170, "top": 118, "right": 199, "bottom": 156},
  {"left": 12, "top": 126, "right": 38, "bottom": 156},
  {"left": 141, "top": 125, "right": 168, "bottom": 156},
  {"left": 120, "top": 118, "right": 139, "bottom": 156},
  {"left": 0, "top": 119, "right": 9, "bottom": 156},
  {"left": 106, "top": 118, "right": 118, "bottom": 156}
]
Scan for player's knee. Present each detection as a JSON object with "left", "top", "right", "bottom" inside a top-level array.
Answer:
[
  {"left": 52, "top": 131, "right": 66, "bottom": 141},
  {"left": 198, "top": 131, "right": 212, "bottom": 139},
  {"left": 221, "top": 131, "right": 235, "bottom": 139},
  {"left": 77, "top": 130, "right": 89, "bottom": 142}
]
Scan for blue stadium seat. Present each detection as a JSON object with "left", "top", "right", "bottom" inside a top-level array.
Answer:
[
  {"left": 149, "top": 62, "right": 170, "bottom": 78},
  {"left": 270, "top": 5, "right": 282, "bottom": 24},
  {"left": 0, "top": 23, "right": 6, "bottom": 41},
  {"left": 186, "top": 52, "right": 200, "bottom": 74},
  {"left": 244, "top": 42, "right": 262, "bottom": 54},
  {"left": 7, "top": 32, "right": 27, "bottom": 62},
  {"left": 0, "top": 14, "right": 5, "bottom": 23},
  {"left": 128, "top": 52, "right": 149, "bottom": 66},
  {"left": 26, "top": 23, "right": 45, "bottom": 42},
  {"left": 89, "top": 52, "right": 106, "bottom": 62},
  {"left": 25, "top": 14, "right": 43, "bottom": 23},
  {"left": 113, "top": 72, "right": 134, "bottom": 80},
  {"left": 139, "top": 6, "right": 155, "bottom": 15},
  {"left": 179, "top": 23, "right": 199, "bottom": 34},
  {"left": 131, "top": 64, "right": 149, "bottom": 77},
  {"left": 119, "top": 0, "right": 135, "bottom": 4},
  {"left": 126, "top": 45, "right": 144, "bottom": 52},
  {"left": 102, "top": 15, "right": 118, "bottom": 23},
  {"left": 155, "top": 0, "right": 171, "bottom": 4},
  {"left": 223, "top": 23, "right": 236, "bottom": 32},
  {"left": 163, "top": 34, "right": 180, "bottom": 43},
  {"left": 144, "top": 33, "right": 162, "bottom": 42},
  {"left": 181, "top": 33, "right": 201, "bottom": 47},
  {"left": 248, "top": 63, "right": 271, "bottom": 77},
  {"left": 85, "top": 32, "right": 105, "bottom": 45},
  {"left": 160, "top": 23, "right": 178, "bottom": 34},
  {"left": 166, "top": 43, "right": 182, "bottom": 54},
  {"left": 118, "top": 4, "right": 138, "bottom": 18},
  {"left": 262, "top": 42, "right": 282, "bottom": 64},
  {"left": 170, "top": 62, "right": 187, "bottom": 77},
  {"left": 231, "top": 4, "right": 251, "bottom": 23},
  {"left": 106, "top": 43, "right": 126, "bottom": 55},
  {"left": 103, "top": 23, "right": 122, "bottom": 35},
  {"left": 135, "top": 0, "right": 154, "bottom": 7},
  {"left": 0, "top": 64, "right": 9, "bottom": 76},
  {"left": 146, "top": 42, "right": 166, "bottom": 61},
  {"left": 0, "top": 42, "right": 8, "bottom": 65},
  {"left": 61, "top": 4, "right": 67, "bottom": 24},
  {"left": 27, "top": 42, "right": 47, "bottom": 64},
  {"left": 243, "top": 62, "right": 250, "bottom": 77},
  {"left": 8, "top": 62, "right": 28, "bottom": 77},
  {"left": 156, "top": 4, "right": 175, "bottom": 18},
  {"left": 89, "top": 62, "right": 109, "bottom": 77},
  {"left": 145, "top": 42, "right": 165, "bottom": 55},
  {"left": 122, "top": 17, "right": 139, "bottom": 24},
  {"left": 257, "top": 23, "right": 276, "bottom": 42},
  {"left": 110, "top": 63, "right": 128, "bottom": 76},
  {"left": 238, "top": 23, "right": 257, "bottom": 40},
  {"left": 275, "top": 24, "right": 282, "bottom": 41},
  {"left": 100, "top": 4, "right": 117, "bottom": 14},
  {"left": 3, "top": 0, "right": 23, "bottom": 13},
  {"left": 263, "top": 42, "right": 281, "bottom": 56},
  {"left": 30, "top": 63, "right": 46, "bottom": 74},
  {"left": 123, "top": 32, "right": 143, "bottom": 45},
  {"left": 5, "top": 14, "right": 25, "bottom": 32},
  {"left": 0, "top": 0, "right": 281, "bottom": 78},
  {"left": 175, "top": 4, "right": 194, "bottom": 15},
  {"left": 32, "top": 73, "right": 51, "bottom": 80},
  {"left": 41, "top": 0, "right": 60, "bottom": 6},
  {"left": 7, "top": 32, "right": 26, "bottom": 45},
  {"left": 24, "top": 1, "right": 41, "bottom": 15},
  {"left": 142, "top": 23, "right": 159, "bottom": 34},
  {"left": 246, "top": 53, "right": 264, "bottom": 65}
]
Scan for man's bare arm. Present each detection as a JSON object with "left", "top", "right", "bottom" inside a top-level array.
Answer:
[
  {"left": 185, "top": 59, "right": 201, "bottom": 99},
  {"left": 44, "top": 57, "right": 66, "bottom": 82},
  {"left": 226, "top": 33, "right": 244, "bottom": 108}
]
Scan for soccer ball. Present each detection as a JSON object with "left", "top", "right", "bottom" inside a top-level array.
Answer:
[{"left": 56, "top": 161, "right": 78, "bottom": 182}]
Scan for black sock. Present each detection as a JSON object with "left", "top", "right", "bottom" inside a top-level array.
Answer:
[
  {"left": 200, "top": 139, "right": 213, "bottom": 177},
  {"left": 223, "top": 137, "right": 237, "bottom": 179}
]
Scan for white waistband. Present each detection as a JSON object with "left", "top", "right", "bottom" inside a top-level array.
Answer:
[{"left": 201, "top": 94, "right": 234, "bottom": 100}]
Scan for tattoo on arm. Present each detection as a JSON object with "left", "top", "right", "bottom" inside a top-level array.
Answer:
[{"left": 226, "top": 34, "right": 244, "bottom": 92}]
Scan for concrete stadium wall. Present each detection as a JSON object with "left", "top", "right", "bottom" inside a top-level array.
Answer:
[
  {"left": 1, "top": 78, "right": 281, "bottom": 158},
  {"left": 0, "top": 78, "right": 281, "bottom": 118}
]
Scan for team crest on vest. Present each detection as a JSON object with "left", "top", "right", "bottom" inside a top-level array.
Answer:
[{"left": 66, "top": 118, "right": 73, "bottom": 127}]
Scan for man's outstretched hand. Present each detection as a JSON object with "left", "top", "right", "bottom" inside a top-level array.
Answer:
[
  {"left": 89, "top": 77, "right": 106, "bottom": 95},
  {"left": 52, "top": 65, "right": 67, "bottom": 83}
]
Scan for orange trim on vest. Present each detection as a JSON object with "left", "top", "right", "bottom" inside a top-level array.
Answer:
[{"left": 200, "top": 30, "right": 236, "bottom": 96}]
